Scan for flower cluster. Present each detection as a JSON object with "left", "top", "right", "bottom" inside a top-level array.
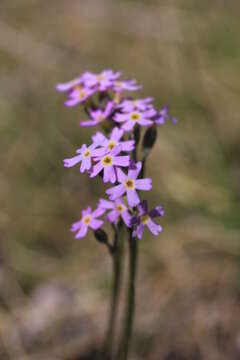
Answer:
[{"left": 58, "top": 70, "right": 176, "bottom": 240}]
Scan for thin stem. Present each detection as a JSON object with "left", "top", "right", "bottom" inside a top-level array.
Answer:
[
  {"left": 102, "top": 222, "right": 124, "bottom": 359},
  {"left": 117, "top": 231, "right": 138, "bottom": 360}
]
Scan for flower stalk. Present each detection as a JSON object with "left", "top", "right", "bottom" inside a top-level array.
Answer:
[
  {"left": 103, "top": 222, "right": 125, "bottom": 359},
  {"left": 117, "top": 230, "right": 138, "bottom": 360}
]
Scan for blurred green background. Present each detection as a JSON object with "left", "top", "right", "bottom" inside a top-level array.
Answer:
[{"left": 1, "top": 0, "right": 240, "bottom": 359}]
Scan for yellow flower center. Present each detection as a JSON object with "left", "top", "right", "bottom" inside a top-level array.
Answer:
[
  {"left": 74, "top": 85, "right": 82, "bottom": 91},
  {"left": 97, "top": 114, "right": 105, "bottom": 122},
  {"left": 97, "top": 74, "right": 105, "bottom": 81},
  {"left": 114, "top": 92, "right": 121, "bottom": 104},
  {"left": 116, "top": 203, "right": 125, "bottom": 213},
  {"left": 124, "top": 178, "right": 135, "bottom": 190},
  {"left": 141, "top": 214, "right": 150, "bottom": 224},
  {"left": 130, "top": 112, "right": 140, "bottom": 121},
  {"left": 102, "top": 155, "right": 113, "bottom": 166},
  {"left": 79, "top": 90, "right": 86, "bottom": 99},
  {"left": 82, "top": 215, "right": 91, "bottom": 225},
  {"left": 108, "top": 140, "right": 117, "bottom": 151},
  {"left": 83, "top": 150, "right": 91, "bottom": 158},
  {"left": 115, "top": 81, "right": 122, "bottom": 88}
]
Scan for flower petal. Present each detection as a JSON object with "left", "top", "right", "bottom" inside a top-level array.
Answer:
[
  {"left": 106, "top": 184, "right": 126, "bottom": 200},
  {"left": 64, "top": 154, "right": 82, "bottom": 168},
  {"left": 107, "top": 210, "right": 119, "bottom": 223},
  {"left": 111, "top": 127, "right": 123, "bottom": 141},
  {"left": 146, "top": 219, "right": 162, "bottom": 236},
  {"left": 90, "top": 219, "right": 104, "bottom": 230},
  {"left": 133, "top": 224, "right": 144, "bottom": 239},
  {"left": 103, "top": 166, "right": 116, "bottom": 184},
  {"left": 80, "top": 120, "right": 98, "bottom": 127},
  {"left": 75, "top": 225, "right": 88, "bottom": 239},
  {"left": 127, "top": 189, "right": 140, "bottom": 207},
  {"left": 117, "top": 167, "right": 127, "bottom": 183},
  {"left": 92, "top": 207, "right": 106, "bottom": 218},
  {"left": 121, "top": 211, "right": 132, "bottom": 227},
  {"left": 135, "top": 178, "right": 152, "bottom": 191},
  {"left": 128, "top": 161, "right": 142, "bottom": 179},
  {"left": 122, "top": 121, "right": 135, "bottom": 131},
  {"left": 90, "top": 162, "right": 103, "bottom": 178},
  {"left": 113, "top": 156, "right": 130, "bottom": 167},
  {"left": 138, "top": 118, "right": 153, "bottom": 126},
  {"left": 98, "top": 199, "right": 115, "bottom": 209}
]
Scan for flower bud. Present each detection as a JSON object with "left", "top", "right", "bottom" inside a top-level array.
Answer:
[
  {"left": 133, "top": 124, "right": 141, "bottom": 146},
  {"left": 142, "top": 125, "right": 157, "bottom": 158},
  {"left": 94, "top": 229, "right": 108, "bottom": 244}
]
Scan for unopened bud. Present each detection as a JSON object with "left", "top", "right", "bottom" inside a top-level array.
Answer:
[
  {"left": 94, "top": 229, "right": 108, "bottom": 244},
  {"left": 142, "top": 125, "right": 157, "bottom": 158},
  {"left": 133, "top": 125, "right": 141, "bottom": 146}
]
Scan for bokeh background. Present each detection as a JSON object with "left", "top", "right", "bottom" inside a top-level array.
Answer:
[{"left": 1, "top": 0, "right": 240, "bottom": 359}]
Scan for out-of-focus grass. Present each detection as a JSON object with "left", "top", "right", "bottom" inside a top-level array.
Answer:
[{"left": 0, "top": 0, "right": 240, "bottom": 358}]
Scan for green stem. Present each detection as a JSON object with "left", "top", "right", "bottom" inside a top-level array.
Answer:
[
  {"left": 103, "top": 223, "right": 124, "bottom": 359},
  {"left": 117, "top": 231, "right": 138, "bottom": 360}
]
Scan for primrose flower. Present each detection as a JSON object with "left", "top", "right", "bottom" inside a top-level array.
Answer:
[
  {"left": 90, "top": 147, "right": 130, "bottom": 184},
  {"left": 64, "top": 86, "right": 94, "bottom": 107},
  {"left": 56, "top": 72, "right": 92, "bottom": 93},
  {"left": 71, "top": 207, "right": 104, "bottom": 239},
  {"left": 155, "top": 105, "right": 178, "bottom": 125},
  {"left": 106, "top": 162, "right": 152, "bottom": 207},
  {"left": 131, "top": 200, "right": 164, "bottom": 239},
  {"left": 98, "top": 198, "right": 131, "bottom": 227},
  {"left": 118, "top": 97, "right": 154, "bottom": 113},
  {"left": 80, "top": 101, "right": 114, "bottom": 127},
  {"left": 114, "top": 108, "right": 157, "bottom": 132},
  {"left": 64, "top": 144, "right": 105, "bottom": 173},
  {"left": 84, "top": 70, "right": 122, "bottom": 91},
  {"left": 113, "top": 80, "right": 142, "bottom": 93},
  {"left": 92, "top": 127, "right": 135, "bottom": 153},
  {"left": 155, "top": 105, "right": 169, "bottom": 125}
]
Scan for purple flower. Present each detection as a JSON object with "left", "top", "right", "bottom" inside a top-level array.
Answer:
[
  {"left": 92, "top": 127, "right": 135, "bottom": 153},
  {"left": 84, "top": 70, "right": 121, "bottom": 91},
  {"left": 113, "top": 80, "right": 142, "bottom": 93},
  {"left": 114, "top": 108, "right": 156, "bottom": 132},
  {"left": 131, "top": 200, "right": 164, "bottom": 239},
  {"left": 90, "top": 147, "right": 130, "bottom": 184},
  {"left": 118, "top": 97, "right": 154, "bottom": 113},
  {"left": 106, "top": 162, "right": 152, "bottom": 207},
  {"left": 56, "top": 72, "right": 92, "bottom": 92},
  {"left": 71, "top": 206, "right": 105, "bottom": 239},
  {"left": 64, "top": 86, "right": 94, "bottom": 107},
  {"left": 155, "top": 105, "right": 178, "bottom": 125},
  {"left": 155, "top": 105, "right": 169, "bottom": 125},
  {"left": 80, "top": 101, "right": 114, "bottom": 127},
  {"left": 98, "top": 198, "right": 131, "bottom": 227},
  {"left": 64, "top": 144, "right": 105, "bottom": 173}
]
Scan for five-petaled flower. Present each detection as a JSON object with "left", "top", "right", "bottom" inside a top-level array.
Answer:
[
  {"left": 71, "top": 207, "right": 105, "bottom": 239},
  {"left": 63, "top": 144, "right": 105, "bottom": 173},
  {"left": 92, "top": 127, "right": 135, "bottom": 153},
  {"left": 90, "top": 147, "right": 130, "bottom": 184},
  {"left": 80, "top": 101, "right": 114, "bottom": 127},
  {"left": 98, "top": 198, "right": 131, "bottom": 227},
  {"left": 131, "top": 200, "right": 164, "bottom": 239},
  {"left": 64, "top": 86, "right": 94, "bottom": 107},
  {"left": 106, "top": 162, "right": 152, "bottom": 207},
  {"left": 114, "top": 108, "right": 156, "bottom": 132},
  {"left": 118, "top": 97, "right": 154, "bottom": 113},
  {"left": 113, "top": 80, "right": 142, "bottom": 93},
  {"left": 84, "top": 70, "right": 122, "bottom": 91}
]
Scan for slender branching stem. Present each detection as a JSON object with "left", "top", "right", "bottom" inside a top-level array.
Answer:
[
  {"left": 103, "top": 222, "right": 124, "bottom": 359},
  {"left": 117, "top": 230, "right": 138, "bottom": 360}
]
